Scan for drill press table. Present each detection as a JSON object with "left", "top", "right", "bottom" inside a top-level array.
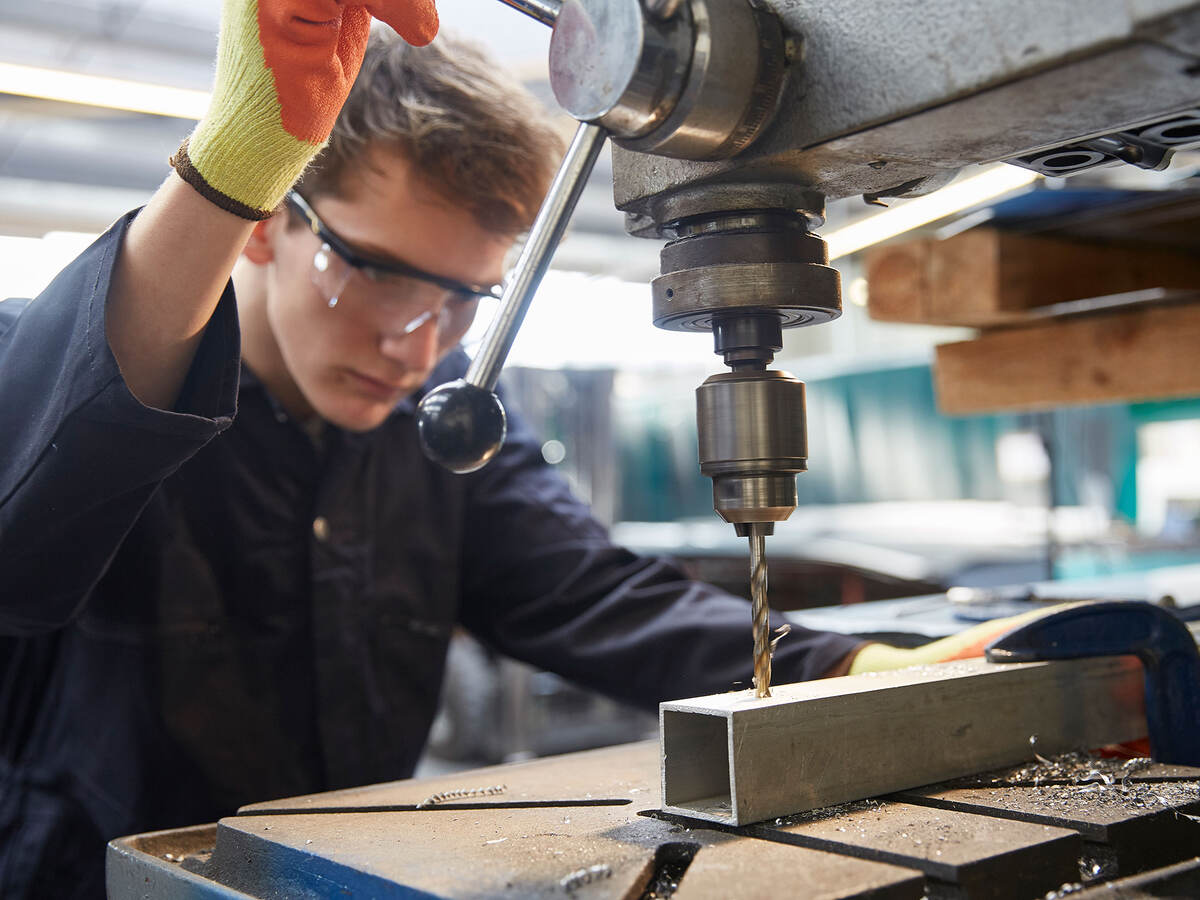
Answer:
[{"left": 109, "top": 741, "right": 1200, "bottom": 899}]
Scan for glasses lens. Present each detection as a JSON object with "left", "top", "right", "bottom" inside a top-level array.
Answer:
[
  {"left": 457, "top": 295, "right": 500, "bottom": 350},
  {"left": 308, "top": 235, "right": 493, "bottom": 350},
  {"left": 311, "top": 244, "right": 355, "bottom": 309},
  {"left": 435, "top": 294, "right": 491, "bottom": 350}
]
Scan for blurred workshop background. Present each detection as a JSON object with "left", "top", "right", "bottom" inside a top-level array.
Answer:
[{"left": 2, "top": 0, "right": 1199, "bottom": 772}]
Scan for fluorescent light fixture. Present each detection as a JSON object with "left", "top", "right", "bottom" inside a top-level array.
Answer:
[
  {"left": 0, "top": 62, "right": 209, "bottom": 120},
  {"left": 824, "top": 165, "right": 1041, "bottom": 261}
]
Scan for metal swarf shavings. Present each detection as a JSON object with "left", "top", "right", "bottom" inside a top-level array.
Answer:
[
  {"left": 1024, "top": 779, "right": 1200, "bottom": 813},
  {"left": 1042, "top": 881, "right": 1085, "bottom": 899},
  {"left": 951, "top": 752, "right": 1156, "bottom": 788},
  {"left": 559, "top": 863, "right": 613, "bottom": 892},
  {"left": 947, "top": 751, "right": 1200, "bottom": 813},
  {"left": 415, "top": 784, "right": 507, "bottom": 809}
]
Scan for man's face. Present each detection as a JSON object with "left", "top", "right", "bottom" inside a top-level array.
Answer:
[{"left": 258, "top": 149, "right": 513, "bottom": 432}]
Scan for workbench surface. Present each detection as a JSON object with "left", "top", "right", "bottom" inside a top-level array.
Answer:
[{"left": 109, "top": 740, "right": 1200, "bottom": 899}]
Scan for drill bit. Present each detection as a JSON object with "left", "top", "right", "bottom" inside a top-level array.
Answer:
[{"left": 748, "top": 522, "right": 771, "bottom": 698}]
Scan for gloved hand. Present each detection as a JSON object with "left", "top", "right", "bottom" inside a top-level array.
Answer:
[
  {"left": 172, "top": 0, "right": 438, "bottom": 220},
  {"left": 848, "top": 605, "right": 1068, "bottom": 675}
]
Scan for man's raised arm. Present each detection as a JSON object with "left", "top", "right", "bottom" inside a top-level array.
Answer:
[
  {"left": 107, "top": 0, "right": 439, "bottom": 409},
  {"left": 107, "top": 178, "right": 254, "bottom": 410},
  {"left": 0, "top": 0, "right": 438, "bottom": 625}
]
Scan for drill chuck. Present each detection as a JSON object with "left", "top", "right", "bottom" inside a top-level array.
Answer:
[{"left": 696, "top": 369, "right": 806, "bottom": 525}]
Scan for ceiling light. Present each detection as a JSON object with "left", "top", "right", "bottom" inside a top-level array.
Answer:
[
  {"left": 824, "top": 165, "right": 1042, "bottom": 261},
  {"left": 0, "top": 62, "right": 208, "bottom": 120}
]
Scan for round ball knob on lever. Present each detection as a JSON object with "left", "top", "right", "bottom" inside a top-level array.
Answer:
[{"left": 416, "top": 379, "right": 508, "bottom": 474}]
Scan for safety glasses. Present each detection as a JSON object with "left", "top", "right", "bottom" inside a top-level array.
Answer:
[{"left": 286, "top": 191, "right": 504, "bottom": 345}]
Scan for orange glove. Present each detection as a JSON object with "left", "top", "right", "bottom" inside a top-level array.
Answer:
[{"left": 173, "top": 0, "right": 438, "bottom": 219}]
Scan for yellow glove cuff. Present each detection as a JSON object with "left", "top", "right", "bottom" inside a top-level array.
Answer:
[
  {"left": 848, "top": 606, "right": 1056, "bottom": 675},
  {"left": 172, "top": 0, "right": 325, "bottom": 220}
]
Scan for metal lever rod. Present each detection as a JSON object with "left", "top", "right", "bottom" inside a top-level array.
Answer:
[
  {"left": 494, "top": 0, "right": 561, "bottom": 26},
  {"left": 465, "top": 121, "right": 607, "bottom": 392}
]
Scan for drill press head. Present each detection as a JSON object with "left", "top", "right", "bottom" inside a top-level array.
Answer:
[{"left": 651, "top": 210, "right": 840, "bottom": 533}]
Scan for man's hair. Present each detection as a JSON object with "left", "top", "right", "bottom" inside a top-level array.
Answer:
[{"left": 299, "top": 31, "right": 566, "bottom": 235}]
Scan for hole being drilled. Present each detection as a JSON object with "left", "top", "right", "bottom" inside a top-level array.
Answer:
[{"left": 638, "top": 842, "right": 700, "bottom": 900}]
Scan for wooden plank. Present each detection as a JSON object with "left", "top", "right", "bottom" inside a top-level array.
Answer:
[
  {"left": 865, "top": 229, "right": 1200, "bottom": 328},
  {"left": 745, "top": 798, "right": 1081, "bottom": 900},
  {"left": 660, "top": 656, "right": 1146, "bottom": 826},
  {"left": 934, "top": 301, "right": 1200, "bottom": 414}
]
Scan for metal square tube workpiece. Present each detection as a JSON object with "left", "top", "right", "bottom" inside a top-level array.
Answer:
[{"left": 660, "top": 656, "right": 1147, "bottom": 826}]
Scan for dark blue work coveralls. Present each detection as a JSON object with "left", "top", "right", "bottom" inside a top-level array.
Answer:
[{"left": 0, "top": 213, "right": 859, "bottom": 897}]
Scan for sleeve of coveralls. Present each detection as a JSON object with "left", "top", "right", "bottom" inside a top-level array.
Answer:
[
  {"left": 457, "top": 406, "right": 864, "bottom": 709},
  {"left": 0, "top": 212, "right": 241, "bottom": 634}
]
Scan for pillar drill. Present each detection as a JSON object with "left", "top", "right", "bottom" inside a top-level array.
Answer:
[{"left": 416, "top": 0, "right": 1199, "bottom": 695}]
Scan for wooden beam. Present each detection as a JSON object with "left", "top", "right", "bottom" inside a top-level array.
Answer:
[
  {"left": 660, "top": 655, "right": 1146, "bottom": 826},
  {"left": 934, "top": 301, "right": 1200, "bottom": 414},
  {"left": 866, "top": 230, "right": 1200, "bottom": 327}
]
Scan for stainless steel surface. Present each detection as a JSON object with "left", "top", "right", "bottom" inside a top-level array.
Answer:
[
  {"left": 748, "top": 523, "right": 771, "bottom": 698},
  {"left": 464, "top": 122, "right": 606, "bottom": 392},
  {"left": 612, "top": 0, "right": 1200, "bottom": 225},
  {"left": 696, "top": 371, "right": 806, "bottom": 524},
  {"left": 495, "top": 0, "right": 562, "bottom": 26},
  {"left": 711, "top": 473, "right": 799, "bottom": 524},
  {"left": 660, "top": 655, "right": 1148, "bottom": 826},
  {"left": 548, "top": 0, "right": 692, "bottom": 137}
]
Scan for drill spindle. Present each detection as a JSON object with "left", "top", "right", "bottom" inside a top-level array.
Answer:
[{"left": 749, "top": 523, "right": 771, "bottom": 698}]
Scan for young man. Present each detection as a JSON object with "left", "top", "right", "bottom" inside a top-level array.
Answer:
[
  {"left": 0, "top": 6, "right": 1024, "bottom": 896},
  {"left": 0, "top": 8, "right": 870, "bottom": 895}
]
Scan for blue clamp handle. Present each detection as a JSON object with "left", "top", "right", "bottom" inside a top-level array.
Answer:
[{"left": 985, "top": 600, "right": 1200, "bottom": 766}]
